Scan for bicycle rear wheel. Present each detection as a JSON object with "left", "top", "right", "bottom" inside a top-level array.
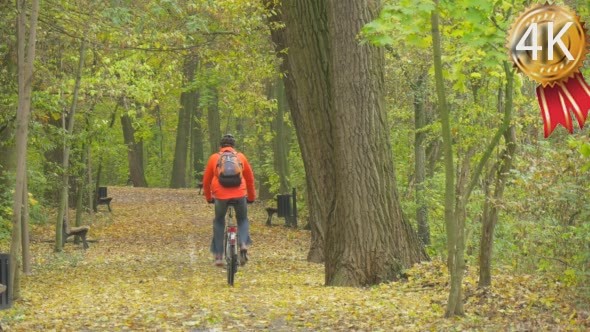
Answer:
[{"left": 227, "top": 244, "right": 238, "bottom": 286}]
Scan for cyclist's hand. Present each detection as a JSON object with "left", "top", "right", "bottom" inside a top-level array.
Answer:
[
  {"left": 247, "top": 200, "right": 255, "bottom": 204},
  {"left": 207, "top": 199, "right": 214, "bottom": 204}
]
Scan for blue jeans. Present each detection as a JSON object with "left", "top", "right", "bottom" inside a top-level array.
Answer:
[{"left": 210, "top": 197, "right": 251, "bottom": 256}]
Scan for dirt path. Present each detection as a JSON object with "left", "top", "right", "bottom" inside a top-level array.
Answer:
[{"left": 0, "top": 187, "right": 586, "bottom": 331}]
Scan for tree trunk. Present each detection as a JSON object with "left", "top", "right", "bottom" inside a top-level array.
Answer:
[
  {"left": 93, "top": 109, "right": 117, "bottom": 212},
  {"left": 413, "top": 72, "right": 430, "bottom": 246},
  {"left": 207, "top": 87, "right": 221, "bottom": 154},
  {"left": 171, "top": 55, "right": 198, "bottom": 188},
  {"left": 55, "top": 38, "right": 86, "bottom": 251},
  {"left": 323, "top": 0, "right": 425, "bottom": 286},
  {"left": 191, "top": 98, "right": 204, "bottom": 182},
  {"left": 121, "top": 106, "right": 148, "bottom": 187},
  {"left": 0, "top": 118, "right": 15, "bottom": 207},
  {"left": 272, "top": 79, "right": 291, "bottom": 194},
  {"left": 11, "top": 0, "right": 39, "bottom": 299},
  {"left": 431, "top": 1, "right": 461, "bottom": 316},
  {"left": 479, "top": 66, "right": 516, "bottom": 288},
  {"left": 267, "top": 0, "right": 334, "bottom": 263},
  {"left": 21, "top": 175, "right": 30, "bottom": 274}
]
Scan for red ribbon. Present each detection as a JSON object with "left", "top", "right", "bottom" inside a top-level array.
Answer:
[{"left": 536, "top": 73, "right": 590, "bottom": 138}]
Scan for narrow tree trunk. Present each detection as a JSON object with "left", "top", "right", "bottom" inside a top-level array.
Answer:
[
  {"left": 11, "top": 0, "right": 40, "bottom": 299},
  {"left": 21, "top": 173, "right": 30, "bottom": 274},
  {"left": 171, "top": 55, "right": 198, "bottom": 188},
  {"left": 121, "top": 109, "right": 148, "bottom": 187},
  {"left": 207, "top": 87, "right": 221, "bottom": 154},
  {"left": 93, "top": 109, "right": 117, "bottom": 211},
  {"left": 55, "top": 38, "right": 86, "bottom": 251},
  {"left": 272, "top": 79, "right": 291, "bottom": 194},
  {"left": 191, "top": 100, "right": 204, "bottom": 181},
  {"left": 73, "top": 144, "right": 88, "bottom": 244},
  {"left": 413, "top": 72, "right": 429, "bottom": 245},
  {"left": 479, "top": 66, "right": 516, "bottom": 288},
  {"left": 431, "top": 1, "right": 461, "bottom": 316},
  {"left": 86, "top": 141, "right": 93, "bottom": 217}
]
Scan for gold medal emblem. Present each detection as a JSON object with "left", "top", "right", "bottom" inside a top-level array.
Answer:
[{"left": 507, "top": 4, "right": 588, "bottom": 87}]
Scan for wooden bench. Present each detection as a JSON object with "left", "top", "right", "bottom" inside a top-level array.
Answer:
[
  {"left": 96, "top": 186, "right": 112, "bottom": 212},
  {"left": 62, "top": 219, "right": 90, "bottom": 249}
]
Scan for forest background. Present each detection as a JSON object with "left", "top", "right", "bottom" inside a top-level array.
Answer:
[{"left": 0, "top": 0, "right": 589, "bottom": 328}]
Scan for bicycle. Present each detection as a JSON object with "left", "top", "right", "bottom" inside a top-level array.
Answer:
[{"left": 224, "top": 200, "right": 240, "bottom": 286}]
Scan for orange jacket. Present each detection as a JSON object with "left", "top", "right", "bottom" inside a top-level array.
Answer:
[{"left": 202, "top": 147, "right": 256, "bottom": 202}]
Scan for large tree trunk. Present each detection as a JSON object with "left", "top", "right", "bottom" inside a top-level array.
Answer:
[
  {"left": 479, "top": 67, "right": 516, "bottom": 288},
  {"left": 323, "top": 0, "right": 425, "bottom": 286},
  {"left": 121, "top": 106, "right": 148, "bottom": 187},
  {"left": 267, "top": 0, "right": 333, "bottom": 263},
  {"left": 171, "top": 55, "right": 198, "bottom": 188},
  {"left": 413, "top": 72, "right": 430, "bottom": 246},
  {"left": 11, "top": 0, "right": 40, "bottom": 300},
  {"left": 55, "top": 38, "right": 86, "bottom": 252}
]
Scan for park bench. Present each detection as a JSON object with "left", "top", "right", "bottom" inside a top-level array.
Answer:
[
  {"left": 96, "top": 186, "right": 112, "bottom": 212},
  {"left": 62, "top": 218, "right": 90, "bottom": 249}
]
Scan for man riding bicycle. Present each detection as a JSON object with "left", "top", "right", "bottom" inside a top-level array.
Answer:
[{"left": 202, "top": 134, "right": 256, "bottom": 266}]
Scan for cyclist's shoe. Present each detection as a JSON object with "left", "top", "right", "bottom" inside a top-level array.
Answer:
[
  {"left": 214, "top": 255, "right": 223, "bottom": 267},
  {"left": 239, "top": 249, "right": 248, "bottom": 266}
]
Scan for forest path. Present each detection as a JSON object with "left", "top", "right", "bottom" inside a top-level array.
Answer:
[{"left": 1, "top": 187, "right": 586, "bottom": 330}]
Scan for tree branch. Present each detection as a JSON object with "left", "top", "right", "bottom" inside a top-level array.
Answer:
[{"left": 464, "top": 61, "right": 514, "bottom": 203}]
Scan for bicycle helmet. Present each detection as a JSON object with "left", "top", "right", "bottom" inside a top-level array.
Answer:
[{"left": 220, "top": 134, "right": 236, "bottom": 147}]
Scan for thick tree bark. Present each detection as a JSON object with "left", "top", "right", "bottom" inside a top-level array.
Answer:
[
  {"left": 479, "top": 67, "right": 516, "bottom": 288},
  {"left": 323, "top": 0, "right": 425, "bottom": 286},
  {"left": 267, "top": 0, "right": 333, "bottom": 263},
  {"left": 11, "top": 0, "right": 39, "bottom": 299},
  {"left": 121, "top": 106, "right": 148, "bottom": 187},
  {"left": 413, "top": 72, "right": 430, "bottom": 246},
  {"left": 171, "top": 55, "right": 198, "bottom": 188}
]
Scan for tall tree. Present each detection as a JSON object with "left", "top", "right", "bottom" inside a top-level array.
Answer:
[
  {"left": 121, "top": 107, "right": 148, "bottom": 187},
  {"left": 266, "top": 0, "right": 334, "bottom": 263},
  {"left": 273, "top": 0, "right": 426, "bottom": 283},
  {"left": 55, "top": 38, "right": 86, "bottom": 251},
  {"left": 479, "top": 64, "right": 516, "bottom": 288},
  {"left": 411, "top": 70, "right": 430, "bottom": 246},
  {"left": 207, "top": 86, "right": 221, "bottom": 154},
  {"left": 191, "top": 100, "right": 205, "bottom": 183},
  {"left": 171, "top": 54, "right": 198, "bottom": 188},
  {"left": 271, "top": 79, "right": 291, "bottom": 194},
  {"left": 324, "top": 0, "right": 425, "bottom": 285},
  {"left": 11, "top": 0, "right": 40, "bottom": 299}
]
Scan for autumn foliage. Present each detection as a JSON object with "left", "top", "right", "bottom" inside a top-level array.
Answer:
[{"left": 0, "top": 187, "right": 586, "bottom": 330}]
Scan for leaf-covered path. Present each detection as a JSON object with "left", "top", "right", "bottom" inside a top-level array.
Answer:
[{"left": 1, "top": 187, "right": 588, "bottom": 330}]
